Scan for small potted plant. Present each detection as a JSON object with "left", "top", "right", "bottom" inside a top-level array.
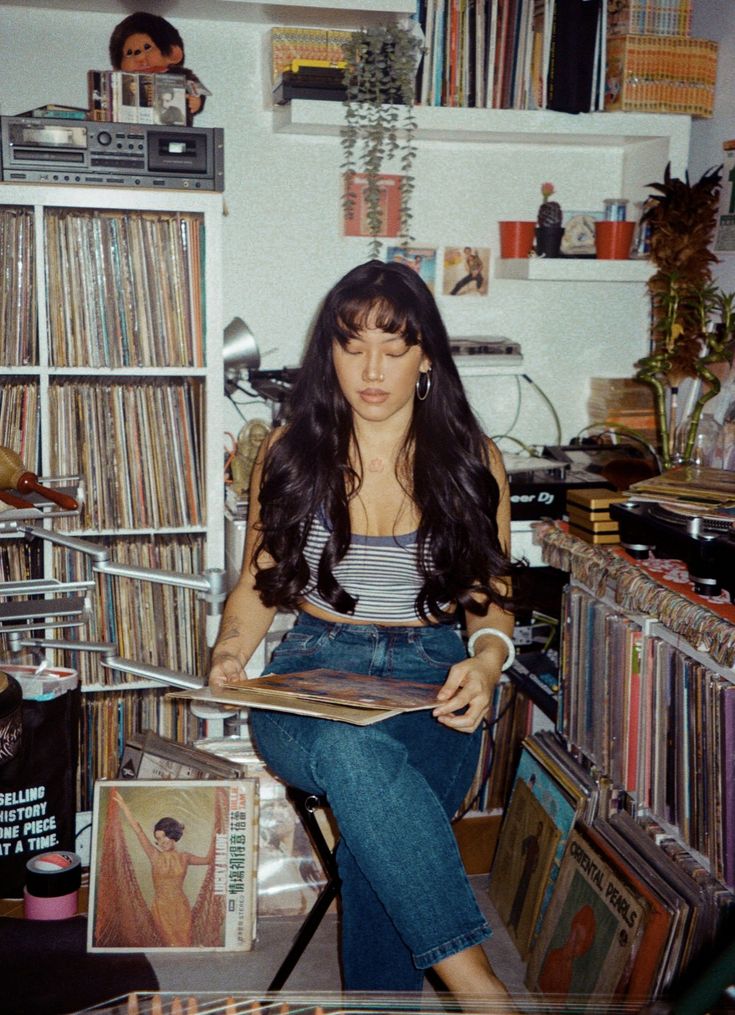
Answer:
[
  {"left": 535, "top": 182, "right": 564, "bottom": 258},
  {"left": 340, "top": 22, "right": 423, "bottom": 258}
]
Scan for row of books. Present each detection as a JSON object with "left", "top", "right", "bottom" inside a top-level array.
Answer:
[
  {"left": 607, "top": 0, "right": 693, "bottom": 39},
  {"left": 0, "top": 380, "right": 39, "bottom": 478},
  {"left": 48, "top": 378, "right": 205, "bottom": 531},
  {"left": 491, "top": 731, "right": 734, "bottom": 1005},
  {"left": 561, "top": 583, "right": 735, "bottom": 891},
  {"left": 88, "top": 69, "right": 189, "bottom": 126},
  {"left": 0, "top": 207, "right": 36, "bottom": 367},
  {"left": 44, "top": 209, "right": 205, "bottom": 369},
  {"left": 50, "top": 534, "right": 207, "bottom": 688},
  {"left": 270, "top": 26, "right": 351, "bottom": 84},
  {"left": 415, "top": 0, "right": 607, "bottom": 113},
  {"left": 0, "top": 538, "right": 43, "bottom": 591},
  {"left": 78, "top": 690, "right": 201, "bottom": 812}
]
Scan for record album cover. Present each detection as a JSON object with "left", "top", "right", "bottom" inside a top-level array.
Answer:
[
  {"left": 88, "top": 780, "right": 258, "bottom": 952},
  {"left": 526, "top": 824, "right": 650, "bottom": 1007}
]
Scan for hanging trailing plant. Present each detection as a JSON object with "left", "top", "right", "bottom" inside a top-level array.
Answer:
[
  {"left": 634, "top": 163, "right": 735, "bottom": 468},
  {"left": 341, "top": 22, "right": 422, "bottom": 258}
]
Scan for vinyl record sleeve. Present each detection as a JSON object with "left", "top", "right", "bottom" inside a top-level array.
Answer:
[
  {"left": 88, "top": 779, "right": 258, "bottom": 952},
  {"left": 526, "top": 824, "right": 650, "bottom": 1007},
  {"left": 172, "top": 669, "right": 440, "bottom": 725}
]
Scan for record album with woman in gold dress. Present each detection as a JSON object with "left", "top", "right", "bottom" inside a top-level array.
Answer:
[{"left": 87, "top": 780, "right": 258, "bottom": 953}]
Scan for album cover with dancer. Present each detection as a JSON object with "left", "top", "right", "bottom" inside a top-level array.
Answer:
[
  {"left": 442, "top": 246, "right": 490, "bottom": 296},
  {"left": 88, "top": 780, "right": 258, "bottom": 952}
]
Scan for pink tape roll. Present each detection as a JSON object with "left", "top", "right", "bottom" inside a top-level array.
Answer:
[{"left": 23, "top": 886, "right": 78, "bottom": 920}]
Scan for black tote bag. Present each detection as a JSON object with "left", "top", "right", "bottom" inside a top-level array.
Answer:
[{"left": 0, "top": 686, "right": 81, "bottom": 897}]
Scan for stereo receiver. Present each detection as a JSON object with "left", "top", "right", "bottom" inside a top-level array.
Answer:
[{"left": 1, "top": 116, "right": 224, "bottom": 191}]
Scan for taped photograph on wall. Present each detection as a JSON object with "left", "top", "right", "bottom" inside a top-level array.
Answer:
[
  {"left": 385, "top": 245, "right": 438, "bottom": 294},
  {"left": 343, "top": 173, "right": 403, "bottom": 238},
  {"left": 442, "top": 246, "right": 490, "bottom": 296},
  {"left": 714, "top": 140, "right": 735, "bottom": 252},
  {"left": 87, "top": 779, "right": 258, "bottom": 952}
]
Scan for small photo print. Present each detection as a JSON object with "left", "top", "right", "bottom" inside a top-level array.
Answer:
[
  {"left": 715, "top": 147, "right": 735, "bottom": 252},
  {"left": 344, "top": 173, "right": 403, "bottom": 238},
  {"left": 442, "top": 246, "right": 490, "bottom": 296},
  {"left": 88, "top": 780, "right": 258, "bottom": 952},
  {"left": 154, "top": 74, "right": 187, "bottom": 125},
  {"left": 715, "top": 215, "right": 735, "bottom": 253},
  {"left": 385, "top": 246, "right": 438, "bottom": 294}
]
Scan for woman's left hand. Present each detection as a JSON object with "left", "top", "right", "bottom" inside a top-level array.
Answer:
[{"left": 432, "top": 656, "right": 500, "bottom": 733}]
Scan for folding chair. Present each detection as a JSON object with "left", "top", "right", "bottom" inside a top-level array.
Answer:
[{"left": 267, "top": 786, "right": 341, "bottom": 992}]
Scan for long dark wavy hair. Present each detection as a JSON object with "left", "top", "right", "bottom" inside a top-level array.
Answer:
[{"left": 253, "top": 259, "right": 519, "bottom": 621}]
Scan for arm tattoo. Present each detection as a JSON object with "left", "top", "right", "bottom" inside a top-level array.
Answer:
[{"left": 218, "top": 619, "right": 242, "bottom": 644}]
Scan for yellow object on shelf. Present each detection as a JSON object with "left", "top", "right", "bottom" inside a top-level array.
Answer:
[
  {"left": 607, "top": 0, "right": 692, "bottom": 39},
  {"left": 605, "top": 34, "right": 718, "bottom": 117},
  {"left": 290, "top": 59, "right": 346, "bottom": 73},
  {"left": 270, "top": 26, "right": 352, "bottom": 83}
]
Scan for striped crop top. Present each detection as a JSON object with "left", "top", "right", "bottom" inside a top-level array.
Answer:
[{"left": 301, "top": 513, "right": 441, "bottom": 622}]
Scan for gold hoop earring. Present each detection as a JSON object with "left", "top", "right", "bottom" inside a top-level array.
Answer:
[{"left": 416, "top": 369, "right": 432, "bottom": 401}]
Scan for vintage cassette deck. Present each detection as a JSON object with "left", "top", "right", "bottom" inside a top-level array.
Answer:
[{"left": 1, "top": 116, "right": 224, "bottom": 191}]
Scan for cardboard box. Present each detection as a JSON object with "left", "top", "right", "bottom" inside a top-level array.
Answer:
[{"left": 454, "top": 812, "right": 502, "bottom": 875}]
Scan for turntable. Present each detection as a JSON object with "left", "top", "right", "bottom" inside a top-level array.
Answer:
[{"left": 610, "top": 499, "right": 735, "bottom": 598}]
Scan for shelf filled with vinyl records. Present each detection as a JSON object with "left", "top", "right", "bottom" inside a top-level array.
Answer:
[
  {"left": 485, "top": 520, "right": 735, "bottom": 1007},
  {"left": 560, "top": 579, "right": 735, "bottom": 891},
  {"left": 0, "top": 184, "right": 224, "bottom": 806}
]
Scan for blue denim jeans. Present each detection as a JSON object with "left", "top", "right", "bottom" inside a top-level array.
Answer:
[{"left": 249, "top": 612, "right": 490, "bottom": 992}]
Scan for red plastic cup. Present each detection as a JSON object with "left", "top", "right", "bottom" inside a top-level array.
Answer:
[
  {"left": 595, "top": 220, "right": 635, "bottom": 259},
  {"left": 499, "top": 220, "right": 537, "bottom": 258}
]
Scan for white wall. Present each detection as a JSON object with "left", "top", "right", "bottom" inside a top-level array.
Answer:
[
  {"left": 0, "top": 3, "right": 731, "bottom": 450},
  {"left": 691, "top": 0, "right": 735, "bottom": 294}
]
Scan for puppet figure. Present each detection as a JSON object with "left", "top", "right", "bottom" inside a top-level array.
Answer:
[{"left": 109, "top": 11, "right": 207, "bottom": 123}]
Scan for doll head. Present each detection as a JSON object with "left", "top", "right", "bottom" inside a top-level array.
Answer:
[{"left": 109, "top": 12, "right": 185, "bottom": 73}]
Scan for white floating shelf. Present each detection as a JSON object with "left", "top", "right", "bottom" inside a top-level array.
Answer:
[
  {"left": 494, "top": 257, "right": 654, "bottom": 282},
  {"left": 273, "top": 101, "right": 691, "bottom": 153},
  {"left": 1, "top": 0, "right": 414, "bottom": 23}
]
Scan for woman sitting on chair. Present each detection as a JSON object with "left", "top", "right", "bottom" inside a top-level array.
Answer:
[{"left": 208, "top": 259, "right": 522, "bottom": 1004}]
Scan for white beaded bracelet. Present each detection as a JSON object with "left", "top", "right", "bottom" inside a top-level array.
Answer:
[{"left": 466, "top": 627, "right": 516, "bottom": 671}]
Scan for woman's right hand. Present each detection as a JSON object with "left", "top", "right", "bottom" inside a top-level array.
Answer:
[{"left": 207, "top": 651, "right": 245, "bottom": 693}]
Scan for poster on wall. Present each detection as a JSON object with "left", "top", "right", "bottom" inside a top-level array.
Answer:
[
  {"left": 343, "top": 173, "right": 403, "bottom": 238},
  {"left": 714, "top": 140, "right": 735, "bottom": 252}
]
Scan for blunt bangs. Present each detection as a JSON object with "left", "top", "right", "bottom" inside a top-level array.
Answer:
[{"left": 331, "top": 292, "right": 422, "bottom": 349}]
